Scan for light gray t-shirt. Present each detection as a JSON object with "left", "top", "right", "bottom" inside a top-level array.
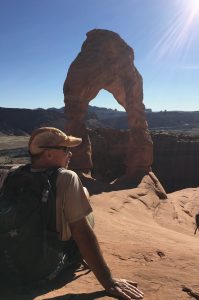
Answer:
[{"left": 56, "top": 169, "right": 93, "bottom": 241}]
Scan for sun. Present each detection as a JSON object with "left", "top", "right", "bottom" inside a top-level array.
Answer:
[
  {"left": 191, "top": 0, "right": 199, "bottom": 10},
  {"left": 151, "top": 0, "right": 199, "bottom": 61},
  {"left": 186, "top": 0, "right": 199, "bottom": 19}
]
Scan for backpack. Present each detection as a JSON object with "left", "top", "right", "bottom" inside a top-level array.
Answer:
[{"left": 0, "top": 164, "right": 81, "bottom": 286}]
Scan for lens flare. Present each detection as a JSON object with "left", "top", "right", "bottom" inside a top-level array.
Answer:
[{"left": 151, "top": 0, "right": 199, "bottom": 61}]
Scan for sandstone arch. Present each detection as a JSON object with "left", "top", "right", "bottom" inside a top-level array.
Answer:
[{"left": 63, "top": 29, "right": 153, "bottom": 183}]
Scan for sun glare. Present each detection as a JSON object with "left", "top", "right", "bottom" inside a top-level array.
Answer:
[
  {"left": 151, "top": 0, "right": 199, "bottom": 61},
  {"left": 192, "top": 0, "right": 199, "bottom": 10},
  {"left": 187, "top": 0, "right": 199, "bottom": 21}
]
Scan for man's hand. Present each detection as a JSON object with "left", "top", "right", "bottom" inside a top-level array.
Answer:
[{"left": 106, "top": 279, "right": 144, "bottom": 299}]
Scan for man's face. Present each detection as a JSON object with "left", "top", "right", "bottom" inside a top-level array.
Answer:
[{"left": 46, "top": 148, "right": 72, "bottom": 168}]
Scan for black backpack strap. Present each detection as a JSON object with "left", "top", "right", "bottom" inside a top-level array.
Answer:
[{"left": 41, "top": 167, "right": 62, "bottom": 232}]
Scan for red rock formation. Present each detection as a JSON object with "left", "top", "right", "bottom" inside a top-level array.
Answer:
[{"left": 63, "top": 29, "right": 153, "bottom": 182}]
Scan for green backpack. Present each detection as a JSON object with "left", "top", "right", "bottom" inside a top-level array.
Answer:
[{"left": 0, "top": 164, "right": 80, "bottom": 286}]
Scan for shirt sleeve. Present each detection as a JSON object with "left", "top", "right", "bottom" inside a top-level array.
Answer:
[{"left": 56, "top": 169, "right": 92, "bottom": 224}]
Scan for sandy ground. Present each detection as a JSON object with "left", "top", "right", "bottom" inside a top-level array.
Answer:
[
  {"left": 1, "top": 186, "right": 199, "bottom": 300},
  {"left": 0, "top": 136, "right": 29, "bottom": 149}
]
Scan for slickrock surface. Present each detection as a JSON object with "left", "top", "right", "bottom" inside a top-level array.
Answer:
[{"left": 1, "top": 179, "right": 199, "bottom": 300}]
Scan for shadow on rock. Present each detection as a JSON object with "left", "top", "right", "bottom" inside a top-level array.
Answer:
[
  {"left": 45, "top": 290, "right": 108, "bottom": 300},
  {"left": 78, "top": 173, "right": 139, "bottom": 195},
  {"left": 0, "top": 265, "right": 91, "bottom": 300}
]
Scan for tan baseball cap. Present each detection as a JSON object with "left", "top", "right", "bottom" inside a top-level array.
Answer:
[{"left": 29, "top": 127, "right": 82, "bottom": 155}]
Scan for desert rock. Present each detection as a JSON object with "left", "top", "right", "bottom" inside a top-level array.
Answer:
[
  {"left": 63, "top": 29, "right": 153, "bottom": 181},
  {"left": 1, "top": 177, "right": 199, "bottom": 300}
]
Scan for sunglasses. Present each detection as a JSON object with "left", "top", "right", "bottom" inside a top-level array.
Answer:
[{"left": 39, "top": 146, "right": 71, "bottom": 154}]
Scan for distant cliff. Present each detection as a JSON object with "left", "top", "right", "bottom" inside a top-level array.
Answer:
[
  {"left": 1, "top": 106, "right": 199, "bottom": 135},
  {"left": 151, "top": 132, "right": 199, "bottom": 192},
  {"left": 88, "top": 128, "right": 199, "bottom": 192},
  {"left": 0, "top": 107, "right": 67, "bottom": 135},
  {"left": 95, "top": 109, "right": 199, "bottom": 131},
  {"left": 0, "top": 106, "right": 106, "bottom": 135}
]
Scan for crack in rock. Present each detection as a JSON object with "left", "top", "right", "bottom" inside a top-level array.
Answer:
[{"left": 182, "top": 286, "right": 199, "bottom": 299}]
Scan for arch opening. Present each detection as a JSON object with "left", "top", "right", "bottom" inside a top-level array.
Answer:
[{"left": 90, "top": 89, "right": 125, "bottom": 112}]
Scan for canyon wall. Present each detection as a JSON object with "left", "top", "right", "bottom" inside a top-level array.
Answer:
[{"left": 89, "top": 129, "right": 199, "bottom": 192}]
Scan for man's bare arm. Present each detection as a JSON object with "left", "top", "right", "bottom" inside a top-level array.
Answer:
[
  {"left": 70, "top": 217, "right": 144, "bottom": 299},
  {"left": 70, "top": 217, "right": 113, "bottom": 289}
]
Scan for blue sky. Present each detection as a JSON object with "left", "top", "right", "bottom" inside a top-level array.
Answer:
[{"left": 0, "top": 0, "right": 199, "bottom": 111}]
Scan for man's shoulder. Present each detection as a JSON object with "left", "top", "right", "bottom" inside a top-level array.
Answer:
[
  {"left": 56, "top": 169, "right": 83, "bottom": 193},
  {"left": 58, "top": 168, "right": 77, "bottom": 177},
  {"left": 57, "top": 168, "right": 80, "bottom": 182}
]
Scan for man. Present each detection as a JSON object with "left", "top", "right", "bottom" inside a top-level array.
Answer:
[{"left": 28, "top": 127, "right": 144, "bottom": 300}]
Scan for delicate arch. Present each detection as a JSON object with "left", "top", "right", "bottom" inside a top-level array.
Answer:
[{"left": 63, "top": 29, "right": 153, "bottom": 182}]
